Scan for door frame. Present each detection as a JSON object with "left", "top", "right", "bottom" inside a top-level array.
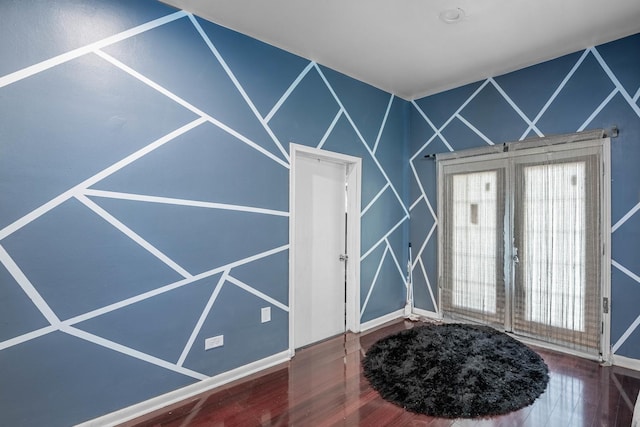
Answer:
[
  {"left": 289, "top": 143, "right": 362, "bottom": 356},
  {"left": 436, "top": 137, "right": 611, "bottom": 362}
]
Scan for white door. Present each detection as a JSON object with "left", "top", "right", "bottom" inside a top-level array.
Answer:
[{"left": 293, "top": 155, "right": 347, "bottom": 348}]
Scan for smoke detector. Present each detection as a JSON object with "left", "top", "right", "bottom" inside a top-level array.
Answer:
[{"left": 439, "top": 8, "right": 465, "bottom": 24}]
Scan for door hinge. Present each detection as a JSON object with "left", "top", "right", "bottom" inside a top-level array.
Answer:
[
  {"left": 339, "top": 254, "right": 348, "bottom": 262},
  {"left": 603, "top": 297, "right": 609, "bottom": 314}
]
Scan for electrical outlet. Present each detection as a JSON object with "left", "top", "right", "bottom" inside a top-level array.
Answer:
[
  {"left": 205, "top": 335, "right": 224, "bottom": 350},
  {"left": 261, "top": 307, "right": 271, "bottom": 323}
]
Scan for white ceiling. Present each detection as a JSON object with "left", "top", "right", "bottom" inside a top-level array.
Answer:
[{"left": 161, "top": 0, "right": 640, "bottom": 100}]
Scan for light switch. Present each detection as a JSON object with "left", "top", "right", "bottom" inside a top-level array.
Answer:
[{"left": 261, "top": 307, "right": 271, "bottom": 323}]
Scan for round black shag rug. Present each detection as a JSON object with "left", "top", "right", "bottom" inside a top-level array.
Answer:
[{"left": 363, "top": 323, "right": 549, "bottom": 418}]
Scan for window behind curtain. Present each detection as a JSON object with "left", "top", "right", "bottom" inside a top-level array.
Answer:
[{"left": 441, "top": 161, "right": 506, "bottom": 328}]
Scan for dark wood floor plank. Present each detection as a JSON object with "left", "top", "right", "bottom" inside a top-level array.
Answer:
[{"left": 123, "top": 320, "right": 640, "bottom": 427}]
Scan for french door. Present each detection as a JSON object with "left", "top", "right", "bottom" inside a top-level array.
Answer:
[{"left": 438, "top": 137, "right": 609, "bottom": 357}]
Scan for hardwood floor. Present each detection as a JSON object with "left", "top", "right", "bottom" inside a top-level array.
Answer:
[{"left": 122, "top": 320, "right": 640, "bottom": 427}]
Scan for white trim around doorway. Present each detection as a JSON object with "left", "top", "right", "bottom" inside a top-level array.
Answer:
[{"left": 289, "top": 143, "right": 362, "bottom": 356}]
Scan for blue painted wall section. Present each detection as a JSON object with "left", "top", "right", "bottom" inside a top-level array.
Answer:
[
  {"left": 409, "top": 34, "right": 640, "bottom": 359},
  {"left": 0, "top": 1, "right": 409, "bottom": 425},
  {"left": 2, "top": 0, "right": 638, "bottom": 424}
]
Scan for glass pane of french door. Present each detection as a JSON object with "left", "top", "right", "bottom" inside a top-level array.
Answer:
[
  {"left": 512, "top": 152, "right": 601, "bottom": 354},
  {"left": 441, "top": 162, "right": 506, "bottom": 327}
]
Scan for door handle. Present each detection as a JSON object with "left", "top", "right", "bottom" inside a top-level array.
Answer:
[{"left": 339, "top": 254, "right": 349, "bottom": 262}]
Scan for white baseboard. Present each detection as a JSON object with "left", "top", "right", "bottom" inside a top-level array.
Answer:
[
  {"left": 412, "top": 308, "right": 442, "bottom": 320},
  {"left": 359, "top": 308, "right": 443, "bottom": 333},
  {"left": 76, "top": 350, "right": 291, "bottom": 427},
  {"left": 612, "top": 354, "right": 640, "bottom": 371},
  {"left": 360, "top": 309, "right": 405, "bottom": 332}
]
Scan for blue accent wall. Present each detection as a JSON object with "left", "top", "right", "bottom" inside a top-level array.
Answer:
[
  {"left": 409, "top": 34, "right": 640, "bottom": 359},
  {"left": 0, "top": 1, "right": 409, "bottom": 425},
  {"left": 1, "top": 0, "right": 638, "bottom": 425}
]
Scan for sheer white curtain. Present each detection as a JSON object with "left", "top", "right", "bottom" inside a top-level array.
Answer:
[
  {"left": 452, "top": 172, "right": 498, "bottom": 313},
  {"left": 521, "top": 162, "right": 586, "bottom": 331},
  {"left": 441, "top": 165, "right": 505, "bottom": 327}
]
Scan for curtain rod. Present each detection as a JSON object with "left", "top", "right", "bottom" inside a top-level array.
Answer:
[{"left": 423, "top": 126, "right": 618, "bottom": 159}]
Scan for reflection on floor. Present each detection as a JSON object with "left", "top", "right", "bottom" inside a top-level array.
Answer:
[{"left": 122, "top": 320, "right": 640, "bottom": 427}]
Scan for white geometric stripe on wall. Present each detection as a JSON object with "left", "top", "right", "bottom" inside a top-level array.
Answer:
[
  {"left": 409, "top": 43, "right": 640, "bottom": 353},
  {"left": 188, "top": 14, "right": 290, "bottom": 163},
  {"left": 0, "top": 9, "right": 408, "bottom": 387}
]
